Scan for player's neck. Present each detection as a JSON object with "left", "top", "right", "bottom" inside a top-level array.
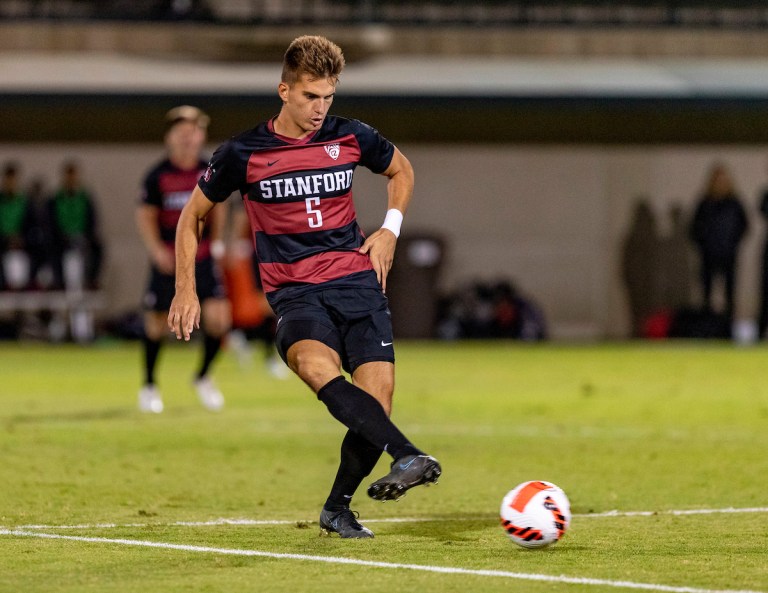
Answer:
[{"left": 272, "top": 114, "right": 313, "bottom": 140}]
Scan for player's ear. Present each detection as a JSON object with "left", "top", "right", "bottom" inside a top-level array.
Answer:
[{"left": 278, "top": 82, "right": 289, "bottom": 103}]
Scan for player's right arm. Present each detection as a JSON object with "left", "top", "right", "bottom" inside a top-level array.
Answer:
[{"left": 168, "top": 186, "right": 217, "bottom": 341}]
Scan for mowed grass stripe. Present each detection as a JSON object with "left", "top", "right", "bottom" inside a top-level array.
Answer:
[{"left": 1, "top": 528, "right": 763, "bottom": 593}]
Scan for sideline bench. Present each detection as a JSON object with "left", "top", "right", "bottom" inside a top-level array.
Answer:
[{"left": 0, "top": 290, "right": 106, "bottom": 342}]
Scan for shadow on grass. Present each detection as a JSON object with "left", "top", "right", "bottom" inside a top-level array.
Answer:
[
  {"left": 373, "top": 515, "right": 495, "bottom": 542},
  {"left": 1, "top": 404, "right": 220, "bottom": 429},
  {"left": 3, "top": 407, "right": 138, "bottom": 429}
]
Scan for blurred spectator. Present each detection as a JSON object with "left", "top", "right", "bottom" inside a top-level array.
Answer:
[
  {"left": 0, "top": 162, "right": 34, "bottom": 290},
  {"left": 690, "top": 163, "right": 748, "bottom": 319},
  {"left": 658, "top": 203, "right": 694, "bottom": 311},
  {"left": 47, "top": 161, "right": 104, "bottom": 290},
  {"left": 25, "top": 176, "right": 54, "bottom": 289},
  {"left": 621, "top": 198, "right": 660, "bottom": 337}
]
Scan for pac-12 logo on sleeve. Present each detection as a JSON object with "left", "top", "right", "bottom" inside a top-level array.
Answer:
[
  {"left": 203, "top": 165, "right": 214, "bottom": 182},
  {"left": 324, "top": 144, "right": 340, "bottom": 160}
]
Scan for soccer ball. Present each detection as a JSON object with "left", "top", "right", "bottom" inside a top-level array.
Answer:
[{"left": 499, "top": 481, "right": 571, "bottom": 549}]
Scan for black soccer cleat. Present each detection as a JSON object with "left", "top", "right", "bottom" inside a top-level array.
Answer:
[
  {"left": 367, "top": 454, "right": 442, "bottom": 501},
  {"left": 319, "top": 508, "right": 374, "bottom": 539}
]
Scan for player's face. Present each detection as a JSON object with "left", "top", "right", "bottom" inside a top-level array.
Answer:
[
  {"left": 63, "top": 168, "right": 78, "bottom": 190},
  {"left": 165, "top": 120, "right": 207, "bottom": 160},
  {"left": 278, "top": 74, "right": 336, "bottom": 136}
]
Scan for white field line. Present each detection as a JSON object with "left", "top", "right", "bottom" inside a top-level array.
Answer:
[
  {"left": 577, "top": 507, "right": 768, "bottom": 518},
  {"left": 7, "top": 506, "right": 768, "bottom": 531},
  {"left": 0, "top": 528, "right": 763, "bottom": 593}
]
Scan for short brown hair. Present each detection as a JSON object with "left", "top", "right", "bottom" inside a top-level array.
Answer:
[
  {"left": 282, "top": 35, "right": 345, "bottom": 85},
  {"left": 165, "top": 105, "right": 210, "bottom": 131}
]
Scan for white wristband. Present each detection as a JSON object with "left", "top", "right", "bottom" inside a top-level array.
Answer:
[{"left": 381, "top": 208, "right": 403, "bottom": 238}]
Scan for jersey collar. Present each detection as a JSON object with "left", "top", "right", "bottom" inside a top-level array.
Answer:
[{"left": 268, "top": 116, "right": 319, "bottom": 145}]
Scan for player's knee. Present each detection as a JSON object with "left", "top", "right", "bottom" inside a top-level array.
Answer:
[
  {"left": 203, "top": 317, "right": 229, "bottom": 338},
  {"left": 369, "top": 380, "right": 394, "bottom": 408},
  {"left": 373, "top": 389, "right": 394, "bottom": 417},
  {"left": 144, "top": 313, "right": 167, "bottom": 340},
  {"left": 293, "top": 358, "right": 331, "bottom": 389},
  {"left": 202, "top": 300, "right": 231, "bottom": 337},
  {"left": 352, "top": 362, "right": 394, "bottom": 414},
  {"left": 288, "top": 348, "right": 339, "bottom": 392}
]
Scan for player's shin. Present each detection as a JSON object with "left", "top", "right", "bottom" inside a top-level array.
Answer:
[
  {"left": 317, "top": 376, "right": 422, "bottom": 460},
  {"left": 324, "top": 429, "right": 382, "bottom": 511}
]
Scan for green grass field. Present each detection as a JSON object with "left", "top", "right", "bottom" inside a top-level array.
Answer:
[{"left": 1, "top": 340, "right": 767, "bottom": 593}]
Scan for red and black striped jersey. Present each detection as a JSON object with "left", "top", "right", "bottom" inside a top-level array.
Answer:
[
  {"left": 140, "top": 158, "right": 213, "bottom": 260},
  {"left": 198, "top": 115, "right": 395, "bottom": 306}
]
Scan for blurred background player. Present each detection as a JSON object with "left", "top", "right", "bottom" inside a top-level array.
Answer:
[{"left": 135, "top": 105, "right": 231, "bottom": 413}]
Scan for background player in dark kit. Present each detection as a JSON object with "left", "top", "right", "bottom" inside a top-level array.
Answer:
[
  {"left": 136, "top": 106, "right": 231, "bottom": 413},
  {"left": 168, "top": 36, "right": 441, "bottom": 538}
]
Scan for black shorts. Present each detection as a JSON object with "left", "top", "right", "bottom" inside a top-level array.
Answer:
[
  {"left": 274, "top": 285, "right": 395, "bottom": 374},
  {"left": 142, "top": 257, "right": 226, "bottom": 312}
]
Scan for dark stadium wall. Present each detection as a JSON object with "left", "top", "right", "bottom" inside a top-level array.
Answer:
[{"left": 1, "top": 142, "right": 764, "bottom": 339}]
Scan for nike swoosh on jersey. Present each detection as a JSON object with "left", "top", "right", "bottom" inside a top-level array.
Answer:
[
  {"left": 381, "top": 341, "right": 393, "bottom": 347},
  {"left": 267, "top": 160, "right": 280, "bottom": 166}
]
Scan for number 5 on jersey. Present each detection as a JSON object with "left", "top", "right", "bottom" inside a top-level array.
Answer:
[{"left": 305, "top": 196, "right": 323, "bottom": 228}]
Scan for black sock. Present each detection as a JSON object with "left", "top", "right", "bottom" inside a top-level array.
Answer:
[
  {"left": 143, "top": 336, "right": 161, "bottom": 385},
  {"left": 197, "top": 333, "right": 222, "bottom": 379},
  {"left": 317, "top": 376, "right": 422, "bottom": 462},
  {"left": 324, "top": 430, "right": 383, "bottom": 511}
]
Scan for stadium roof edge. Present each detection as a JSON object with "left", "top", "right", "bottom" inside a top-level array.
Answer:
[{"left": 3, "top": 52, "right": 768, "bottom": 99}]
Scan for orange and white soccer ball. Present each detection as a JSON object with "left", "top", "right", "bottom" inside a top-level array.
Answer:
[{"left": 500, "top": 481, "right": 571, "bottom": 549}]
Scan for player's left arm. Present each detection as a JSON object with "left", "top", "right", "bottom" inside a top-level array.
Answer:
[
  {"left": 359, "top": 147, "right": 414, "bottom": 293},
  {"left": 168, "top": 186, "right": 217, "bottom": 341}
]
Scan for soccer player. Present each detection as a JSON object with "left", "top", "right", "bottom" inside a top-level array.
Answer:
[
  {"left": 168, "top": 36, "right": 441, "bottom": 538},
  {"left": 136, "top": 106, "right": 231, "bottom": 413}
]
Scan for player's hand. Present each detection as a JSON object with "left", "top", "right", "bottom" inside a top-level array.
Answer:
[
  {"left": 360, "top": 228, "right": 397, "bottom": 292},
  {"left": 153, "top": 246, "right": 175, "bottom": 275},
  {"left": 168, "top": 290, "right": 201, "bottom": 341}
]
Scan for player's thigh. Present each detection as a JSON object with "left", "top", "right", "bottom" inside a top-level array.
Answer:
[
  {"left": 274, "top": 295, "right": 343, "bottom": 368},
  {"left": 201, "top": 297, "right": 231, "bottom": 337},
  {"left": 142, "top": 267, "right": 175, "bottom": 313},
  {"left": 340, "top": 290, "right": 395, "bottom": 374},
  {"left": 352, "top": 360, "right": 394, "bottom": 415},
  {"left": 195, "top": 257, "right": 227, "bottom": 306}
]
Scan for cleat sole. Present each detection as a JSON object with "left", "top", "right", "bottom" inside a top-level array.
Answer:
[{"left": 367, "top": 456, "right": 442, "bottom": 501}]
